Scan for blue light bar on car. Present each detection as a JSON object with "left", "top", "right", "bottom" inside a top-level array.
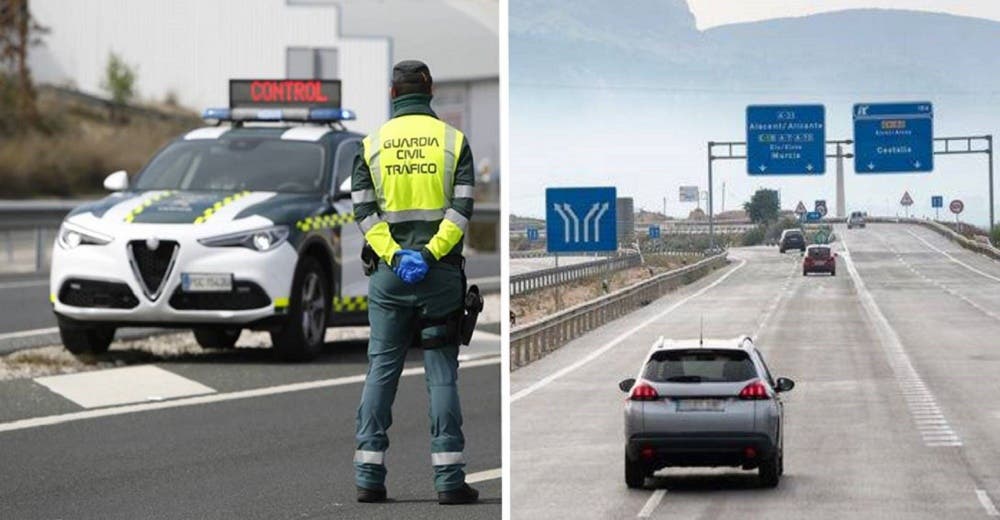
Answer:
[{"left": 201, "top": 107, "right": 357, "bottom": 123}]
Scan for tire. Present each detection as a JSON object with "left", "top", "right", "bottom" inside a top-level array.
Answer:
[
  {"left": 759, "top": 449, "right": 781, "bottom": 488},
  {"left": 271, "top": 256, "right": 329, "bottom": 361},
  {"left": 193, "top": 327, "right": 241, "bottom": 349},
  {"left": 625, "top": 452, "right": 646, "bottom": 489},
  {"left": 779, "top": 248, "right": 785, "bottom": 254},
  {"left": 800, "top": 247, "right": 805, "bottom": 252},
  {"left": 802, "top": 270, "right": 808, "bottom": 276},
  {"left": 57, "top": 315, "right": 115, "bottom": 355},
  {"left": 831, "top": 269, "right": 836, "bottom": 277}
]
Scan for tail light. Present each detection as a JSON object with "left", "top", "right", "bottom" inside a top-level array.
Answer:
[
  {"left": 630, "top": 382, "right": 659, "bottom": 401},
  {"left": 739, "top": 379, "right": 770, "bottom": 400}
]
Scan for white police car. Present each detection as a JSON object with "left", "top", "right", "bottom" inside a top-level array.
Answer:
[{"left": 51, "top": 80, "right": 368, "bottom": 360}]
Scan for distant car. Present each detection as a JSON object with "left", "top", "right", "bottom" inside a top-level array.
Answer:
[
  {"left": 847, "top": 211, "right": 866, "bottom": 229},
  {"left": 778, "top": 229, "right": 805, "bottom": 253},
  {"left": 803, "top": 245, "right": 836, "bottom": 276},
  {"left": 619, "top": 337, "right": 794, "bottom": 489}
]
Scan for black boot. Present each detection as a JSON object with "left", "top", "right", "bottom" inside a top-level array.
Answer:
[
  {"left": 438, "top": 483, "right": 479, "bottom": 505},
  {"left": 356, "top": 485, "right": 387, "bottom": 503}
]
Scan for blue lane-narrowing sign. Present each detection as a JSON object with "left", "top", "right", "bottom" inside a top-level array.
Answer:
[
  {"left": 526, "top": 226, "right": 539, "bottom": 241},
  {"left": 853, "top": 102, "right": 933, "bottom": 173},
  {"left": 931, "top": 195, "right": 943, "bottom": 209},
  {"left": 805, "top": 211, "right": 822, "bottom": 222},
  {"left": 546, "top": 187, "right": 618, "bottom": 253},
  {"left": 746, "top": 104, "right": 826, "bottom": 175},
  {"left": 648, "top": 225, "right": 660, "bottom": 239}
]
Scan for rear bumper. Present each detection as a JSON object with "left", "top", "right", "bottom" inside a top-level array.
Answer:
[
  {"left": 804, "top": 263, "right": 835, "bottom": 273},
  {"left": 627, "top": 432, "right": 776, "bottom": 468}
]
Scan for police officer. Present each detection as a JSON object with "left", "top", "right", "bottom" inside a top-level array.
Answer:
[{"left": 351, "top": 60, "right": 479, "bottom": 505}]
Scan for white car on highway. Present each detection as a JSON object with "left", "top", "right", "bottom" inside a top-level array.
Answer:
[{"left": 51, "top": 80, "right": 368, "bottom": 360}]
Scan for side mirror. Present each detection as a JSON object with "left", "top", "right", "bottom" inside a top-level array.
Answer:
[
  {"left": 775, "top": 377, "right": 795, "bottom": 393},
  {"left": 618, "top": 378, "right": 636, "bottom": 393},
  {"left": 334, "top": 177, "right": 352, "bottom": 201},
  {"left": 103, "top": 170, "right": 128, "bottom": 191}
]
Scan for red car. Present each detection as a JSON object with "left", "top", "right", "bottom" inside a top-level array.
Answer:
[{"left": 803, "top": 245, "right": 836, "bottom": 276}]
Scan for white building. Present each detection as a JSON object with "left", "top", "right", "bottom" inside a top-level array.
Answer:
[{"left": 28, "top": 0, "right": 498, "bottom": 178}]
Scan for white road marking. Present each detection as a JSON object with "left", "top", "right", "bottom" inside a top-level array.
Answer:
[
  {"left": 905, "top": 229, "right": 1000, "bottom": 283},
  {"left": 0, "top": 357, "right": 499, "bottom": 433},
  {"left": 0, "top": 279, "right": 48, "bottom": 290},
  {"left": 637, "top": 489, "right": 666, "bottom": 518},
  {"left": 0, "top": 327, "right": 59, "bottom": 341},
  {"left": 978, "top": 489, "right": 1000, "bottom": 516},
  {"left": 466, "top": 468, "right": 502, "bottom": 484},
  {"left": 840, "top": 237, "right": 961, "bottom": 448},
  {"left": 511, "top": 259, "right": 748, "bottom": 403},
  {"left": 35, "top": 365, "right": 216, "bottom": 408}
]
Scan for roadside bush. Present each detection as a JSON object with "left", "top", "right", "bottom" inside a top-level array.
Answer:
[
  {"left": 765, "top": 217, "right": 801, "bottom": 243},
  {"left": 991, "top": 226, "right": 1000, "bottom": 248},
  {"left": 741, "top": 226, "right": 765, "bottom": 246}
]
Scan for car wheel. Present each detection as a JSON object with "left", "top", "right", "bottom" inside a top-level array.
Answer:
[
  {"left": 831, "top": 269, "right": 836, "bottom": 277},
  {"left": 193, "top": 327, "right": 241, "bottom": 349},
  {"left": 57, "top": 315, "right": 115, "bottom": 355},
  {"left": 779, "top": 248, "right": 785, "bottom": 254},
  {"left": 800, "top": 247, "right": 805, "bottom": 252},
  {"left": 802, "top": 270, "right": 808, "bottom": 276},
  {"left": 271, "top": 256, "right": 329, "bottom": 361},
  {"left": 759, "top": 450, "right": 781, "bottom": 488},
  {"left": 625, "top": 451, "right": 646, "bottom": 489}
]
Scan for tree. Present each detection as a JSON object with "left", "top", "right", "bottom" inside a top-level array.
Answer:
[
  {"left": 0, "top": 0, "right": 48, "bottom": 131},
  {"left": 743, "top": 188, "right": 781, "bottom": 224},
  {"left": 101, "top": 51, "right": 137, "bottom": 105}
]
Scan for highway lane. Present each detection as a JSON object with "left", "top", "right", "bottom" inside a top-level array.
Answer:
[
  {"left": 0, "top": 253, "right": 500, "bottom": 353},
  {"left": 509, "top": 254, "right": 601, "bottom": 276},
  {"left": 511, "top": 224, "right": 1000, "bottom": 518},
  {"left": 0, "top": 337, "right": 501, "bottom": 519}
]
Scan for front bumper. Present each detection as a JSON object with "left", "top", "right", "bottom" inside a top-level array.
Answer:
[
  {"left": 51, "top": 225, "right": 297, "bottom": 326},
  {"left": 627, "top": 432, "right": 777, "bottom": 469}
]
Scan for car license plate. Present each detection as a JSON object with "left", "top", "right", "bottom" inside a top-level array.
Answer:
[
  {"left": 181, "top": 273, "right": 232, "bottom": 292},
  {"left": 677, "top": 399, "right": 725, "bottom": 412}
]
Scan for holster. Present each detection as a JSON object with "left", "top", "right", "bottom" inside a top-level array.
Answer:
[
  {"left": 361, "top": 243, "right": 378, "bottom": 276},
  {"left": 417, "top": 255, "right": 483, "bottom": 349}
]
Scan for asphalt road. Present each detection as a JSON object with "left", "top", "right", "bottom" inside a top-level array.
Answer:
[
  {"left": 509, "top": 254, "right": 603, "bottom": 276},
  {"left": 511, "top": 223, "right": 1000, "bottom": 518},
  {"left": 0, "top": 334, "right": 501, "bottom": 518},
  {"left": 0, "top": 253, "right": 500, "bottom": 353}
]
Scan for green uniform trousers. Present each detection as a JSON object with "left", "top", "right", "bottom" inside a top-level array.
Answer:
[{"left": 354, "top": 261, "right": 466, "bottom": 492}]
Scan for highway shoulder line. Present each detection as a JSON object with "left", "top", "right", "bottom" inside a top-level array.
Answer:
[
  {"left": 905, "top": 228, "right": 1000, "bottom": 283},
  {"left": 0, "top": 356, "right": 498, "bottom": 434},
  {"left": 466, "top": 468, "right": 502, "bottom": 484},
  {"left": 511, "top": 258, "right": 747, "bottom": 403}
]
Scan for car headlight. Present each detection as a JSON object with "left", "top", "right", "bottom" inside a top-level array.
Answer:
[
  {"left": 198, "top": 225, "right": 290, "bottom": 252},
  {"left": 57, "top": 223, "right": 113, "bottom": 249}
]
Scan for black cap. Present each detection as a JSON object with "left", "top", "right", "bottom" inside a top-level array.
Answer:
[{"left": 392, "top": 60, "right": 433, "bottom": 87}]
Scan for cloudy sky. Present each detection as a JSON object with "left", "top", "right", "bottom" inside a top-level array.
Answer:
[{"left": 687, "top": 0, "right": 1000, "bottom": 28}]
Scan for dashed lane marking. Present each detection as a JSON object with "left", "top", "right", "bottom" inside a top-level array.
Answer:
[
  {"left": 840, "top": 238, "right": 962, "bottom": 448},
  {"left": 511, "top": 259, "right": 748, "bottom": 403},
  {"left": 978, "top": 489, "right": 1000, "bottom": 516},
  {"left": 0, "top": 357, "right": 499, "bottom": 433},
  {"left": 35, "top": 365, "right": 216, "bottom": 409},
  {"left": 637, "top": 489, "right": 666, "bottom": 518},
  {"left": 466, "top": 468, "right": 502, "bottom": 484}
]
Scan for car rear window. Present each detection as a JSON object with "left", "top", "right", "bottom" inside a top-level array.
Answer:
[
  {"left": 784, "top": 230, "right": 802, "bottom": 238},
  {"left": 808, "top": 247, "right": 831, "bottom": 258},
  {"left": 643, "top": 349, "right": 756, "bottom": 383}
]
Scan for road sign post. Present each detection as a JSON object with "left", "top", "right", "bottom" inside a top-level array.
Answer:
[
  {"left": 747, "top": 105, "right": 826, "bottom": 175},
  {"left": 951, "top": 199, "right": 965, "bottom": 234},
  {"left": 900, "top": 191, "right": 914, "bottom": 218},
  {"left": 854, "top": 102, "right": 933, "bottom": 173},
  {"left": 545, "top": 187, "right": 618, "bottom": 253},
  {"left": 931, "top": 195, "right": 943, "bottom": 220}
]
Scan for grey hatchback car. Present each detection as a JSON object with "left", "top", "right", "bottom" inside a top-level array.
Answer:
[{"left": 619, "top": 337, "right": 794, "bottom": 488}]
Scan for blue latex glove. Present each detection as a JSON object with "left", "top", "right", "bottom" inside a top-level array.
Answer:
[{"left": 392, "top": 250, "right": 429, "bottom": 284}]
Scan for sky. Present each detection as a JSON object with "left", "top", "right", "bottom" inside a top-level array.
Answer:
[{"left": 686, "top": 0, "right": 1000, "bottom": 29}]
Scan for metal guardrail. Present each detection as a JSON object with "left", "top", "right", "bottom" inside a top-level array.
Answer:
[
  {"left": 510, "top": 253, "right": 643, "bottom": 297},
  {"left": 0, "top": 199, "right": 500, "bottom": 276},
  {"left": 510, "top": 252, "right": 729, "bottom": 370}
]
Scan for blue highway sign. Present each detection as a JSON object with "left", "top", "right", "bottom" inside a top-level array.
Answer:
[
  {"left": 526, "top": 226, "right": 539, "bottom": 241},
  {"left": 931, "top": 195, "right": 943, "bottom": 209},
  {"left": 546, "top": 187, "right": 618, "bottom": 253},
  {"left": 854, "top": 102, "right": 933, "bottom": 173},
  {"left": 747, "top": 104, "right": 826, "bottom": 175},
  {"left": 805, "top": 211, "right": 822, "bottom": 222},
  {"left": 648, "top": 225, "right": 661, "bottom": 239}
]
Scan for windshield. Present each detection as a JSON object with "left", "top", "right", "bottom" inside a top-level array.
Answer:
[
  {"left": 134, "top": 138, "right": 326, "bottom": 193},
  {"left": 643, "top": 349, "right": 756, "bottom": 383}
]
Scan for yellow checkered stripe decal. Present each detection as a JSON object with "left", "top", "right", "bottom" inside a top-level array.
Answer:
[
  {"left": 296, "top": 212, "right": 355, "bottom": 232},
  {"left": 123, "top": 190, "right": 175, "bottom": 223},
  {"left": 194, "top": 190, "right": 251, "bottom": 224},
  {"left": 333, "top": 296, "right": 367, "bottom": 312}
]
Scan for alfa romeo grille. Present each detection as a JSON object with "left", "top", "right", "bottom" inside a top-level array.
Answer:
[{"left": 128, "top": 240, "right": 179, "bottom": 300}]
